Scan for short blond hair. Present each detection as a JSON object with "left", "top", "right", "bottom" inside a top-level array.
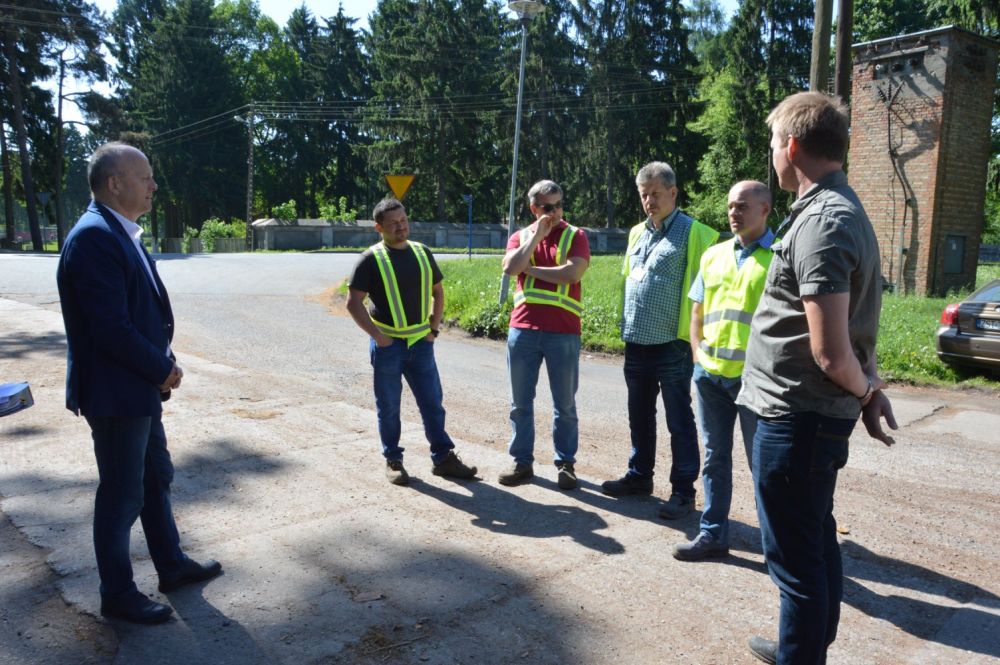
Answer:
[{"left": 766, "top": 92, "right": 849, "bottom": 162}]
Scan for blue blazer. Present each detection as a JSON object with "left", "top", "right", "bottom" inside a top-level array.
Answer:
[{"left": 57, "top": 202, "right": 175, "bottom": 417}]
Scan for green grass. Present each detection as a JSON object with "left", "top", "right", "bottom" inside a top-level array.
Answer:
[
  {"left": 976, "top": 262, "right": 1000, "bottom": 288},
  {"left": 876, "top": 263, "right": 1000, "bottom": 387},
  {"left": 440, "top": 255, "right": 627, "bottom": 351},
  {"left": 439, "top": 258, "right": 1000, "bottom": 389}
]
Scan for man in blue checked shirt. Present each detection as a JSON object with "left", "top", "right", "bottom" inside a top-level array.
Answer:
[{"left": 601, "top": 161, "right": 718, "bottom": 519}]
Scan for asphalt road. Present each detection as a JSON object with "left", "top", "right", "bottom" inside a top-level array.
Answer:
[
  {"left": 1, "top": 251, "right": 999, "bottom": 665},
  {"left": 0, "top": 251, "right": 629, "bottom": 452}
]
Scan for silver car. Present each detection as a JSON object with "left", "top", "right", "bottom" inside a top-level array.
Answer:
[{"left": 937, "top": 278, "right": 1000, "bottom": 372}]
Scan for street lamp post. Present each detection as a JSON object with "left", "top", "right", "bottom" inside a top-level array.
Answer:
[{"left": 498, "top": 0, "right": 544, "bottom": 304}]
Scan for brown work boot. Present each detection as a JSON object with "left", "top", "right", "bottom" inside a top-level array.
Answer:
[
  {"left": 498, "top": 463, "right": 534, "bottom": 486},
  {"left": 432, "top": 452, "right": 478, "bottom": 480},
  {"left": 385, "top": 460, "right": 409, "bottom": 486}
]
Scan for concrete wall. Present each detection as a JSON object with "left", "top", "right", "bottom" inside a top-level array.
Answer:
[
  {"left": 251, "top": 220, "right": 631, "bottom": 254},
  {"left": 850, "top": 27, "right": 998, "bottom": 296}
]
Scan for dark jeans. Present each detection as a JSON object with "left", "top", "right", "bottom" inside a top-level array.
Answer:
[
  {"left": 623, "top": 340, "right": 699, "bottom": 497},
  {"left": 371, "top": 337, "right": 455, "bottom": 465},
  {"left": 87, "top": 414, "right": 185, "bottom": 600},
  {"left": 753, "top": 412, "right": 855, "bottom": 665}
]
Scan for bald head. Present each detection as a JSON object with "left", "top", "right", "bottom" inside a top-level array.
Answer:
[
  {"left": 727, "top": 180, "right": 771, "bottom": 245},
  {"left": 89, "top": 143, "right": 142, "bottom": 195},
  {"left": 88, "top": 142, "right": 157, "bottom": 221}
]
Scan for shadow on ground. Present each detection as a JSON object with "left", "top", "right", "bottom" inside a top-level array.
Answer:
[
  {"left": 411, "top": 477, "right": 624, "bottom": 554},
  {"left": 842, "top": 539, "right": 1000, "bottom": 658},
  {"left": 0, "top": 330, "right": 66, "bottom": 360}
]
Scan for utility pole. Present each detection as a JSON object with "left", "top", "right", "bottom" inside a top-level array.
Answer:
[
  {"left": 54, "top": 51, "right": 67, "bottom": 250},
  {"left": 810, "top": 0, "right": 834, "bottom": 92},
  {"left": 834, "top": 0, "right": 855, "bottom": 101},
  {"left": 244, "top": 104, "right": 254, "bottom": 251}
]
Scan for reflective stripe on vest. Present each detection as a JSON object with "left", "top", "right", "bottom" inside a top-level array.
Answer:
[
  {"left": 698, "top": 239, "right": 772, "bottom": 378},
  {"left": 512, "top": 224, "right": 583, "bottom": 316},
  {"left": 371, "top": 241, "right": 432, "bottom": 345}
]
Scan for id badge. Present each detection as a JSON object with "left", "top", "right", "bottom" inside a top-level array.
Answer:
[{"left": 629, "top": 265, "right": 647, "bottom": 282}]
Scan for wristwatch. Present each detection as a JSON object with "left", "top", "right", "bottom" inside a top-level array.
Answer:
[{"left": 430, "top": 328, "right": 440, "bottom": 338}]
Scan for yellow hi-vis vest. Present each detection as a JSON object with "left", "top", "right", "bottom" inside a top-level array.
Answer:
[
  {"left": 698, "top": 238, "right": 773, "bottom": 378},
  {"left": 512, "top": 224, "right": 583, "bottom": 317},
  {"left": 370, "top": 241, "right": 432, "bottom": 347}
]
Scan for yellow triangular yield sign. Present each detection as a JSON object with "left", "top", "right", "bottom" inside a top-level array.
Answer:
[{"left": 385, "top": 175, "right": 415, "bottom": 200}]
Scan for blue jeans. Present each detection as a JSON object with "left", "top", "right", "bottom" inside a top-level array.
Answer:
[
  {"left": 506, "top": 327, "right": 581, "bottom": 466},
  {"left": 753, "top": 412, "right": 855, "bottom": 665},
  {"left": 371, "top": 337, "right": 455, "bottom": 465},
  {"left": 87, "top": 414, "right": 186, "bottom": 600},
  {"left": 693, "top": 363, "right": 757, "bottom": 544},
  {"left": 623, "top": 340, "right": 699, "bottom": 497}
]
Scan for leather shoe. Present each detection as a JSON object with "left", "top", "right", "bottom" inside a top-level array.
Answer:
[
  {"left": 101, "top": 591, "right": 173, "bottom": 624},
  {"left": 672, "top": 531, "right": 729, "bottom": 561},
  {"left": 158, "top": 558, "right": 223, "bottom": 593},
  {"left": 748, "top": 636, "right": 777, "bottom": 664},
  {"left": 600, "top": 474, "right": 653, "bottom": 497},
  {"left": 658, "top": 492, "right": 695, "bottom": 520}
]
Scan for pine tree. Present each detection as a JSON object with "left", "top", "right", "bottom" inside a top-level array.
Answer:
[
  {"left": 365, "top": 0, "right": 504, "bottom": 222},
  {"left": 135, "top": 0, "right": 245, "bottom": 235}
]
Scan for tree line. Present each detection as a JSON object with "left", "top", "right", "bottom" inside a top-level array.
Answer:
[{"left": 2, "top": 0, "right": 997, "bottom": 250}]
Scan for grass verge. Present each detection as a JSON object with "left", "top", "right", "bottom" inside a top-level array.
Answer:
[{"left": 440, "top": 257, "right": 999, "bottom": 388}]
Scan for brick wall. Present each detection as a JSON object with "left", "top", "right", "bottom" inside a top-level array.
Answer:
[{"left": 850, "top": 27, "right": 998, "bottom": 296}]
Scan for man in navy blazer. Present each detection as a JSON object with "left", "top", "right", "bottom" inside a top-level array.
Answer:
[{"left": 57, "top": 142, "right": 222, "bottom": 624}]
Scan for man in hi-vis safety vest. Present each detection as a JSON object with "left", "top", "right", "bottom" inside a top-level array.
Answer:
[
  {"left": 672, "top": 180, "right": 774, "bottom": 562},
  {"left": 498, "top": 180, "right": 590, "bottom": 490},
  {"left": 601, "top": 162, "right": 718, "bottom": 520},
  {"left": 347, "top": 198, "right": 478, "bottom": 486}
]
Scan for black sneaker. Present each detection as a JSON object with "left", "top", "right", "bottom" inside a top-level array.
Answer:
[
  {"left": 556, "top": 462, "right": 577, "bottom": 490},
  {"left": 432, "top": 452, "right": 477, "bottom": 480},
  {"left": 498, "top": 463, "right": 534, "bottom": 486},
  {"left": 748, "top": 636, "right": 777, "bottom": 664},
  {"left": 672, "top": 531, "right": 729, "bottom": 561},
  {"left": 600, "top": 474, "right": 653, "bottom": 496},
  {"left": 386, "top": 460, "right": 409, "bottom": 486},
  {"left": 658, "top": 492, "right": 695, "bottom": 519}
]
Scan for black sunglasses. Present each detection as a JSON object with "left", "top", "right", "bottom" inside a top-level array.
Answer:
[{"left": 538, "top": 201, "right": 563, "bottom": 213}]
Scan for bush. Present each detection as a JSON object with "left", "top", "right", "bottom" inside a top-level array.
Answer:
[
  {"left": 319, "top": 196, "right": 358, "bottom": 223},
  {"left": 182, "top": 226, "right": 199, "bottom": 253},
  {"left": 199, "top": 217, "right": 245, "bottom": 252},
  {"left": 273, "top": 199, "right": 297, "bottom": 222}
]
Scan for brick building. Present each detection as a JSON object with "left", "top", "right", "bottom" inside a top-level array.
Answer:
[{"left": 850, "top": 26, "right": 998, "bottom": 296}]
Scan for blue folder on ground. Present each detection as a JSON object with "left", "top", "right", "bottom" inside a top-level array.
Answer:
[{"left": 0, "top": 382, "right": 33, "bottom": 417}]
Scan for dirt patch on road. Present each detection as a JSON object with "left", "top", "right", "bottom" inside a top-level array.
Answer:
[{"left": 308, "top": 283, "right": 349, "bottom": 317}]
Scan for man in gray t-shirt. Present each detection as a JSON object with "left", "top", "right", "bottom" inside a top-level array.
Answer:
[{"left": 736, "top": 92, "right": 897, "bottom": 665}]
